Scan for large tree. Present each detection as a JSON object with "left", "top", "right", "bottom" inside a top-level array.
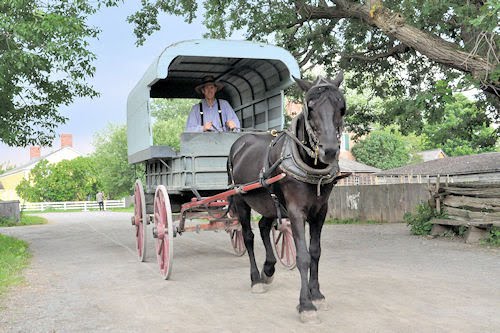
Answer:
[
  {"left": 421, "top": 94, "right": 498, "bottom": 156},
  {"left": 0, "top": 1, "right": 116, "bottom": 147},
  {"left": 92, "top": 124, "right": 139, "bottom": 199},
  {"left": 127, "top": 0, "right": 499, "bottom": 121},
  {"left": 351, "top": 128, "right": 415, "bottom": 169},
  {"left": 151, "top": 98, "right": 196, "bottom": 150},
  {"left": 16, "top": 157, "right": 100, "bottom": 202}
]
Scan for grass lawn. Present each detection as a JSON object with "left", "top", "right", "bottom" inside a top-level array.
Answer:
[
  {"left": 0, "top": 234, "right": 31, "bottom": 295},
  {"left": 0, "top": 214, "right": 47, "bottom": 227}
]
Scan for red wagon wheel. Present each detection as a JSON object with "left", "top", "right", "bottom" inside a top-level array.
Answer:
[
  {"left": 272, "top": 218, "right": 296, "bottom": 270},
  {"left": 133, "top": 179, "right": 147, "bottom": 262},
  {"left": 228, "top": 221, "right": 246, "bottom": 256},
  {"left": 153, "top": 185, "right": 174, "bottom": 280}
]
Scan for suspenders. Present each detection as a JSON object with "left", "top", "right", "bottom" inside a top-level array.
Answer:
[{"left": 199, "top": 99, "right": 224, "bottom": 130}]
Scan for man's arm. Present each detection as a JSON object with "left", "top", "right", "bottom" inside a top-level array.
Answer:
[{"left": 222, "top": 100, "right": 240, "bottom": 131}]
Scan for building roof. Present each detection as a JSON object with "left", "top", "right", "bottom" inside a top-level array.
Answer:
[
  {"left": 340, "top": 159, "right": 381, "bottom": 173},
  {"left": 0, "top": 146, "right": 82, "bottom": 177},
  {"left": 417, "top": 149, "right": 447, "bottom": 162},
  {"left": 376, "top": 152, "right": 500, "bottom": 176}
]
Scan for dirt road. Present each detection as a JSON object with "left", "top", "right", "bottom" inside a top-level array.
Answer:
[{"left": 0, "top": 212, "right": 499, "bottom": 332}]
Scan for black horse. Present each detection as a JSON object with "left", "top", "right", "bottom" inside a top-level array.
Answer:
[{"left": 227, "top": 72, "right": 346, "bottom": 323}]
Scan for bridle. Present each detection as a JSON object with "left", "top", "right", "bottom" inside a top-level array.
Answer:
[{"left": 289, "top": 77, "right": 343, "bottom": 165}]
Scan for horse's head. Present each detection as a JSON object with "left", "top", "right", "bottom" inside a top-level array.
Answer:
[{"left": 293, "top": 72, "right": 346, "bottom": 165}]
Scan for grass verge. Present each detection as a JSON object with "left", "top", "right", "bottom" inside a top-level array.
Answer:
[
  {"left": 0, "top": 214, "right": 47, "bottom": 227},
  {"left": 0, "top": 234, "right": 31, "bottom": 295},
  {"left": 325, "top": 218, "right": 380, "bottom": 225}
]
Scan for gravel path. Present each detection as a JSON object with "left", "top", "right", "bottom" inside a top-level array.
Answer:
[{"left": 0, "top": 212, "right": 499, "bottom": 332}]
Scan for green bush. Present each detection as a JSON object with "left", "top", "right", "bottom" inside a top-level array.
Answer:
[
  {"left": 484, "top": 227, "right": 500, "bottom": 246},
  {"left": 404, "top": 202, "right": 444, "bottom": 235}
]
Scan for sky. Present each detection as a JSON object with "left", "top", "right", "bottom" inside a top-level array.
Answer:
[{"left": 0, "top": 2, "right": 216, "bottom": 167}]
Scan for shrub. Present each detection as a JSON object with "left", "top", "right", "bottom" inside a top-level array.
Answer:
[
  {"left": 484, "top": 227, "right": 500, "bottom": 246},
  {"left": 404, "top": 202, "right": 444, "bottom": 235}
]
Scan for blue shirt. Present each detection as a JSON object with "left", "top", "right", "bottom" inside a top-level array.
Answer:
[{"left": 185, "top": 99, "right": 240, "bottom": 132}]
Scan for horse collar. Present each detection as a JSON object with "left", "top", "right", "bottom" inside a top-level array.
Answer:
[{"left": 279, "top": 117, "right": 340, "bottom": 195}]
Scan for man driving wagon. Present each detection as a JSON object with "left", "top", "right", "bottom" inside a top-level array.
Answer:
[{"left": 185, "top": 75, "right": 240, "bottom": 132}]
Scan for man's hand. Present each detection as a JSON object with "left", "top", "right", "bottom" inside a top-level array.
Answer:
[
  {"left": 226, "top": 120, "right": 236, "bottom": 131},
  {"left": 203, "top": 121, "right": 213, "bottom": 131}
]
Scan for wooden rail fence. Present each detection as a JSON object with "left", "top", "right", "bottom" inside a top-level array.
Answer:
[
  {"left": 20, "top": 199, "right": 126, "bottom": 212},
  {"left": 429, "top": 179, "right": 500, "bottom": 243}
]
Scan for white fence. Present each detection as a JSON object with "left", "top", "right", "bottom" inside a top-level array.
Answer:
[{"left": 20, "top": 199, "right": 126, "bottom": 212}]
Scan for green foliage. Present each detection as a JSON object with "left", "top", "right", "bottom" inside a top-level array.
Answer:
[
  {"left": 0, "top": 214, "right": 47, "bottom": 227},
  {"left": 0, "top": 0, "right": 121, "bottom": 147},
  {"left": 483, "top": 227, "right": 500, "bottom": 246},
  {"left": 0, "top": 234, "right": 31, "bottom": 295},
  {"left": 404, "top": 202, "right": 444, "bottom": 236},
  {"left": 126, "top": 0, "right": 499, "bottom": 118},
  {"left": 16, "top": 157, "right": 100, "bottom": 202},
  {"left": 421, "top": 94, "right": 498, "bottom": 156},
  {"left": 343, "top": 89, "right": 383, "bottom": 138},
  {"left": 151, "top": 98, "right": 196, "bottom": 151},
  {"left": 351, "top": 129, "right": 411, "bottom": 169},
  {"left": 92, "top": 124, "right": 138, "bottom": 199}
]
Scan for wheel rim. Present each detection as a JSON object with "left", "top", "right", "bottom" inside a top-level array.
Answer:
[
  {"left": 272, "top": 219, "right": 296, "bottom": 269},
  {"left": 134, "top": 179, "right": 147, "bottom": 262},
  {"left": 229, "top": 221, "right": 246, "bottom": 256},
  {"left": 154, "top": 186, "right": 174, "bottom": 279}
]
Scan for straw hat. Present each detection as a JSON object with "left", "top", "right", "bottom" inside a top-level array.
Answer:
[{"left": 195, "top": 75, "right": 224, "bottom": 94}]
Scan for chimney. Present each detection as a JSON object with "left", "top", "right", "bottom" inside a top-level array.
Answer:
[
  {"left": 60, "top": 133, "right": 73, "bottom": 148},
  {"left": 30, "top": 146, "right": 41, "bottom": 160}
]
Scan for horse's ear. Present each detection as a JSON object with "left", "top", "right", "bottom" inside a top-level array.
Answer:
[
  {"left": 331, "top": 71, "right": 344, "bottom": 88},
  {"left": 293, "top": 76, "right": 313, "bottom": 92}
]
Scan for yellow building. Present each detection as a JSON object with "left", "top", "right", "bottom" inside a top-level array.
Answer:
[{"left": 0, "top": 134, "right": 81, "bottom": 201}]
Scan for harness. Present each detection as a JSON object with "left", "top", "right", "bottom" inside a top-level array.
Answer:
[
  {"left": 199, "top": 99, "right": 224, "bottom": 131},
  {"left": 230, "top": 77, "right": 345, "bottom": 226}
]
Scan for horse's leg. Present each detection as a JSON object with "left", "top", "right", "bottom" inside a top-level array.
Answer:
[
  {"left": 308, "top": 205, "right": 328, "bottom": 310},
  {"left": 234, "top": 197, "right": 263, "bottom": 293},
  {"left": 259, "top": 216, "right": 276, "bottom": 284},
  {"left": 288, "top": 205, "right": 319, "bottom": 323}
]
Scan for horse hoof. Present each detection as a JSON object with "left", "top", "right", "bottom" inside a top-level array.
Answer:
[
  {"left": 313, "top": 298, "right": 329, "bottom": 311},
  {"left": 299, "top": 310, "right": 321, "bottom": 324},
  {"left": 261, "top": 271, "right": 274, "bottom": 285},
  {"left": 251, "top": 283, "right": 266, "bottom": 294}
]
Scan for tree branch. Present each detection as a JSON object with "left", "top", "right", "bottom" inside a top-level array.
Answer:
[
  {"left": 296, "top": 0, "right": 498, "bottom": 97},
  {"left": 341, "top": 43, "right": 410, "bottom": 61}
]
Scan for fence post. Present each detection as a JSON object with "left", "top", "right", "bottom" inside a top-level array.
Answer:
[
  {"left": 104, "top": 200, "right": 107, "bottom": 211},
  {"left": 83, "top": 202, "right": 87, "bottom": 211}
]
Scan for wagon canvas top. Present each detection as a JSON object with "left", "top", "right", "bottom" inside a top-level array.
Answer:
[{"left": 127, "top": 39, "right": 301, "bottom": 160}]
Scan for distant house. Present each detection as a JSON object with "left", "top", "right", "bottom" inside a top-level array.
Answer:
[
  {"left": 0, "top": 134, "right": 82, "bottom": 201},
  {"left": 376, "top": 152, "right": 500, "bottom": 184},
  {"left": 337, "top": 159, "right": 381, "bottom": 186},
  {"left": 417, "top": 149, "right": 447, "bottom": 162}
]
